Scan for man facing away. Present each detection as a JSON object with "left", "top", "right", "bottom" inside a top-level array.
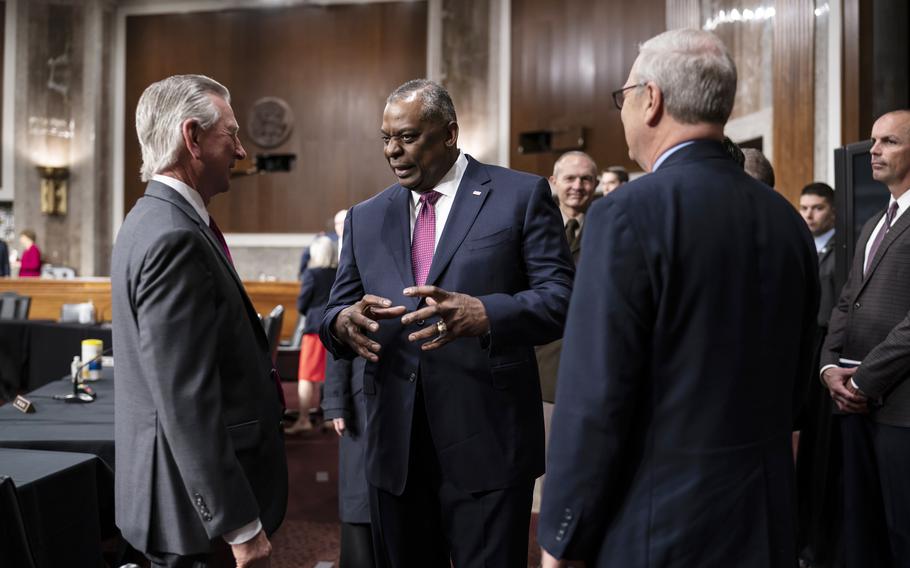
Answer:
[
  {"left": 112, "top": 74, "right": 287, "bottom": 568},
  {"left": 320, "top": 79, "right": 574, "bottom": 567},
  {"left": 539, "top": 29, "right": 819, "bottom": 567}
]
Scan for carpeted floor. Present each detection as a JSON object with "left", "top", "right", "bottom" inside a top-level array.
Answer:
[{"left": 274, "top": 382, "right": 543, "bottom": 567}]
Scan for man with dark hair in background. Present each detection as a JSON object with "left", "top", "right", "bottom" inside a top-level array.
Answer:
[
  {"left": 599, "top": 165, "right": 628, "bottom": 194},
  {"left": 796, "top": 181, "right": 840, "bottom": 567}
]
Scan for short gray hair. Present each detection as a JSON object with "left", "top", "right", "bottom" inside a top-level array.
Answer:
[
  {"left": 135, "top": 74, "right": 230, "bottom": 182},
  {"left": 307, "top": 235, "right": 339, "bottom": 270},
  {"left": 634, "top": 29, "right": 737, "bottom": 125},
  {"left": 387, "top": 79, "right": 457, "bottom": 125},
  {"left": 553, "top": 151, "right": 598, "bottom": 178}
]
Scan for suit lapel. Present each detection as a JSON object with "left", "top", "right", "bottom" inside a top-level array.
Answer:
[
  {"left": 855, "top": 208, "right": 910, "bottom": 296},
  {"left": 382, "top": 185, "right": 420, "bottom": 310},
  {"left": 144, "top": 182, "right": 269, "bottom": 350},
  {"left": 424, "top": 157, "right": 491, "bottom": 287}
]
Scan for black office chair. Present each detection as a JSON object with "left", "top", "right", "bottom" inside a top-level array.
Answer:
[
  {"left": 261, "top": 305, "right": 284, "bottom": 364},
  {"left": 0, "top": 476, "right": 38, "bottom": 568},
  {"left": 0, "top": 292, "right": 30, "bottom": 320}
]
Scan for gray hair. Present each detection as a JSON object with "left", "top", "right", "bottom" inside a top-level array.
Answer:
[
  {"left": 307, "top": 235, "right": 339, "bottom": 270},
  {"left": 387, "top": 79, "right": 457, "bottom": 125},
  {"left": 634, "top": 29, "right": 737, "bottom": 125},
  {"left": 553, "top": 151, "right": 598, "bottom": 178},
  {"left": 135, "top": 74, "right": 230, "bottom": 182}
]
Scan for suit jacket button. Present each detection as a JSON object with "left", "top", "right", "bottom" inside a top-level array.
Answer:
[
  {"left": 853, "top": 302, "right": 861, "bottom": 309},
  {"left": 409, "top": 373, "right": 416, "bottom": 382},
  {"left": 417, "top": 319, "right": 425, "bottom": 326}
]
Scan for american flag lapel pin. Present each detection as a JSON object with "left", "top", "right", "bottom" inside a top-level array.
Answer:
[{"left": 472, "top": 190, "right": 482, "bottom": 196}]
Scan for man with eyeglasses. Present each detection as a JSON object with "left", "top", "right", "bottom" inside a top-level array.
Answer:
[{"left": 538, "top": 29, "right": 818, "bottom": 567}]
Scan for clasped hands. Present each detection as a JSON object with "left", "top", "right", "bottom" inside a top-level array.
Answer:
[
  {"left": 822, "top": 366, "right": 868, "bottom": 414},
  {"left": 332, "top": 285, "right": 490, "bottom": 363}
]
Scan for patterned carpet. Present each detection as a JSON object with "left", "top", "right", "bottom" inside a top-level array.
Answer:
[{"left": 276, "top": 383, "right": 543, "bottom": 567}]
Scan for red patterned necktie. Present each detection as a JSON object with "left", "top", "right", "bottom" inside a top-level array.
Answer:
[
  {"left": 411, "top": 190, "right": 442, "bottom": 286},
  {"left": 865, "top": 201, "right": 899, "bottom": 276},
  {"left": 208, "top": 215, "right": 234, "bottom": 266}
]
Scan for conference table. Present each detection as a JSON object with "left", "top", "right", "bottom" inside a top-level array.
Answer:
[
  {"left": 0, "top": 369, "right": 116, "bottom": 566},
  {"left": 0, "top": 320, "right": 112, "bottom": 393}
]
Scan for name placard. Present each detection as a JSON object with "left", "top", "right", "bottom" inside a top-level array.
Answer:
[{"left": 13, "top": 395, "right": 35, "bottom": 413}]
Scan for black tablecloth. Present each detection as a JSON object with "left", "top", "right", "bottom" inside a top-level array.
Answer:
[
  {"left": 1, "top": 448, "right": 112, "bottom": 567},
  {"left": 0, "top": 320, "right": 112, "bottom": 393},
  {"left": 0, "top": 368, "right": 115, "bottom": 468}
]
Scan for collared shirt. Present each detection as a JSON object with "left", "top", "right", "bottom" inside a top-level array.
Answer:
[
  {"left": 561, "top": 212, "right": 585, "bottom": 230},
  {"left": 651, "top": 140, "right": 697, "bottom": 172},
  {"left": 409, "top": 151, "right": 468, "bottom": 249},
  {"left": 814, "top": 228, "right": 835, "bottom": 254},
  {"left": 863, "top": 190, "right": 910, "bottom": 269},
  {"left": 151, "top": 173, "right": 261, "bottom": 545},
  {"left": 152, "top": 174, "right": 210, "bottom": 226}
]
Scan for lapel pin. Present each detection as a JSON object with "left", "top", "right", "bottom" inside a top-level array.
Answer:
[{"left": 472, "top": 190, "right": 482, "bottom": 196}]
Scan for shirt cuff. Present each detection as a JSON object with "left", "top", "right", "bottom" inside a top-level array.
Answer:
[
  {"left": 850, "top": 378, "right": 862, "bottom": 393},
  {"left": 222, "top": 518, "right": 262, "bottom": 545},
  {"left": 819, "top": 364, "right": 839, "bottom": 380}
]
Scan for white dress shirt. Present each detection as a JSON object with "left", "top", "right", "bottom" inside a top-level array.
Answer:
[
  {"left": 814, "top": 228, "right": 835, "bottom": 254},
  {"left": 151, "top": 174, "right": 261, "bottom": 545},
  {"left": 409, "top": 151, "right": 468, "bottom": 249}
]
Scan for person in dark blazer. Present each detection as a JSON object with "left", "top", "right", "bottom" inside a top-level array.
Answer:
[
  {"left": 323, "top": 355, "right": 374, "bottom": 568},
  {"left": 538, "top": 29, "right": 819, "bottom": 567},
  {"left": 286, "top": 235, "right": 338, "bottom": 434},
  {"left": 320, "top": 79, "right": 574, "bottom": 567},
  {"left": 111, "top": 75, "right": 287, "bottom": 568},
  {"left": 0, "top": 239, "right": 9, "bottom": 277},
  {"left": 795, "top": 181, "right": 841, "bottom": 566},
  {"left": 820, "top": 109, "right": 910, "bottom": 568}
]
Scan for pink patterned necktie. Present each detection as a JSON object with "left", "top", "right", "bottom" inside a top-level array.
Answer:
[
  {"left": 865, "top": 201, "right": 899, "bottom": 276},
  {"left": 411, "top": 190, "right": 442, "bottom": 286},
  {"left": 208, "top": 216, "right": 234, "bottom": 266}
]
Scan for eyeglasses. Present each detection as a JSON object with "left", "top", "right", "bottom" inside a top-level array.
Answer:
[{"left": 611, "top": 83, "right": 646, "bottom": 110}]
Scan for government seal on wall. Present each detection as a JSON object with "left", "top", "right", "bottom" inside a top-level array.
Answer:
[{"left": 248, "top": 97, "right": 294, "bottom": 148}]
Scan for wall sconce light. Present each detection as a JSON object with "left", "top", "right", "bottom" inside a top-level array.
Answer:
[{"left": 37, "top": 166, "right": 69, "bottom": 215}]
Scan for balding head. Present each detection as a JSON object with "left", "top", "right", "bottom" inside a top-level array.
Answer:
[{"left": 871, "top": 110, "right": 910, "bottom": 196}]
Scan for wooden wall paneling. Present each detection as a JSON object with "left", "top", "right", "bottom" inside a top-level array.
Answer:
[
  {"left": 510, "top": 0, "right": 666, "bottom": 179},
  {"left": 0, "top": 278, "right": 300, "bottom": 340},
  {"left": 772, "top": 0, "right": 815, "bottom": 205},
  {"left": 124, "top": 2, "right": 427, "bottom": 234},
  {"left": 841, "top": 0, "right": 874, "bottom": 145}
]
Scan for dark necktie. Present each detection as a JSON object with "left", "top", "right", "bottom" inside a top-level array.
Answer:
[
  {"left": 208, "top": 216, "right": 234, "bottom": 266},
  {"left": 865, "top": 201, "right": 899, "bottom": 276},
  {"left": 565, "top": 218, "right": 580, "bottom": 249},
  {"left": 411, "top": 190, "right": 442, "bottom": 286}
]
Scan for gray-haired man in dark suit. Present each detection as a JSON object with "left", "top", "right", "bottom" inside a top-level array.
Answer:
[
  {"left": 821, "top": 109, "right": 910, "bottom": 567},
  {"left": 111, "top": 74, "right": 287, "bottom": 568}
]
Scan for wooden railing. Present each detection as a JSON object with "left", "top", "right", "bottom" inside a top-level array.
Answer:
[{"left": 0, "top": 278, "right": 301, "bottom": 341}]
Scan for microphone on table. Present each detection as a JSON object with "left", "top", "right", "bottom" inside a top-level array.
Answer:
[{"left": 53, "top": 347, "right": 114, "bottom": 404}]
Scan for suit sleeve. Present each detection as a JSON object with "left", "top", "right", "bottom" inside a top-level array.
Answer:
[
  {"left": 478, "top": 178, "right": 575, "bottom": 347},
  {"left": 322, "top": 355, "right": 353, "bottom": 421},
  {"left": 133, "top": 229, "right": 259, "bottom": 539},
  {"left": 853, "top": 311, "right": 910, "bottom": 398},
  {"left": 538, "top": 197, "right": 653, "bottom": 559},
  {"left": 320, "top": 208, "right": 363, "bottom": 360},
  {"left": 794, "top": 232, "right": 822, "bottom": 423}
]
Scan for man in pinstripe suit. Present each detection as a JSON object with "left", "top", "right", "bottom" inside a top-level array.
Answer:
[{"left": 820, "top": 109, "right": 910, "bottom": 568}]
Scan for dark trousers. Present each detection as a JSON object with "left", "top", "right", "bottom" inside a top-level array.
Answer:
[
  {"left": 146, "top": 540, "right": 234, "bottom": 568},
  {"left": 340, "top": 522, "right": 376, "bottom": 568},
  {"left": 839, "top": 414, "right": 910, "bottom": 568},
  {"left": 369, "top": 384, "right": 534, "bottom": 568}
]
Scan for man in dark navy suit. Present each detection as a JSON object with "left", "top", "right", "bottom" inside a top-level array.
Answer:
[
  {"left": 320, "top": 79, "right": 574, "bottom": 567},
  {"left": 538, "top": 29, "right": 818, "bottom": 567}
]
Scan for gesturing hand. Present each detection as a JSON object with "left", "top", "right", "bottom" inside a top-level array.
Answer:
[
  {"left": 401, "top": 286, "right": 490, "bottom": 351},
  {"left": 333, "top": 294, "right": 406, "bottom": 362},
  {"left": 822, "top": 366, "right": 868, "bottom": 414}
]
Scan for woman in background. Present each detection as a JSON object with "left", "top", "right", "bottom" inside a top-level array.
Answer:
[
  {"left": 18, "top": 229, "right": 41, "bottom": 277},
  {"left": 286, "top": 235, "right": 338, "bottom": 434}
]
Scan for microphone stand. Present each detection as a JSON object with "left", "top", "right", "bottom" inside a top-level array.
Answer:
[{"left": 53, "top": 347, "right": 113, "bottom": 403}]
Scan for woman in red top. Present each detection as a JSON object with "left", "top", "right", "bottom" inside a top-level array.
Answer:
[{"left": 18, "top": 229, "right": 42, "bottom": 277}]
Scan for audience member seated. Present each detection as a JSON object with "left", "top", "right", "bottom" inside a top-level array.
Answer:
[{"left": 17, "top": 230, "right": 41, "bottom": 278}]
